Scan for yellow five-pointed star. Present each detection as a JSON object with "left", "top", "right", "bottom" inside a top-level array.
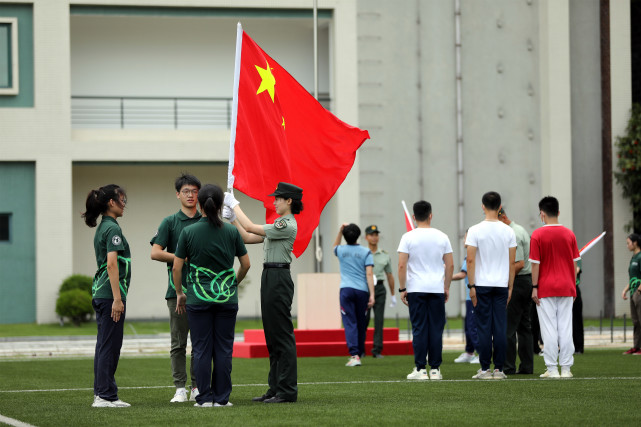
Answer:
[
  {"left": 282, "top": 117, "right": 285, "bottom": 129},
  {"left": 255, "top": 60, "right": 276, "bottom": 102}
]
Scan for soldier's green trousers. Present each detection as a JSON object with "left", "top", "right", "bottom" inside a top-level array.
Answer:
[{"left": 261, "top": 267, "right": 298, "bottom": 402}]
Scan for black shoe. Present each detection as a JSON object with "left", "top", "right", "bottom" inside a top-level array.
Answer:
[
  {"left": 264, "top": 396, "right": 295, "bottom": 404},
  {"left": 515, "top": 370, "right": 533, "bottom": 375},
  {"left": 502, "top": 369, "right": 516, "bottom": 375},
  {"left": 252, "top": 394, "right": 271, "bottom": 402},
  {"left": 372, "top": 353, "right": 384, "bottom": 359}
]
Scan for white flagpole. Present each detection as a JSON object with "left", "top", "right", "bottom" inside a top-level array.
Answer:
[
  {"left": 227, "top": 22, "right": 243, "bottom": 191},
  {"left": 313, "top": 0, "right": 323, "bottom": 271},
  {"left": 402, "top": 200, "right": 415, "bottom": 230}
]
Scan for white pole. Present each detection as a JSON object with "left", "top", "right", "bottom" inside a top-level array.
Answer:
[
  {"left": 227, "top": 22, "right": 243, "bottom": 191},
  {"left": 455, "top": 0, "right": 466, "bottom": 318},
  {"left": 313, "top": 0, "right": 323, "bottom": 271}
]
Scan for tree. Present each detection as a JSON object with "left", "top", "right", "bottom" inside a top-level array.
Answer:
[{"left": 614, "top": 103, "right": 641, "bottom": 232}]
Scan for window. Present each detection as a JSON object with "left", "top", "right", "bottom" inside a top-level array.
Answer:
[
  {"left": 0, "top": 17, "right": 18, "bottom": 95},
  {"left": 0, "top": 213, "right": 10, "bottom": 241}
]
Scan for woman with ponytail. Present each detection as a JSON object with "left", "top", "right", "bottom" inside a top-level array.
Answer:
[
  {"left": 172, "top": 184, "right": 250, "bottom": 407},
  {"left": 82, "top": 184, "right": 131, "bottom": 408}
]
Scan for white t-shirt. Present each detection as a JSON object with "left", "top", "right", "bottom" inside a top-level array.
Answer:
[
  {"left": 465, "top": 220, "right": 517, "bottom": 287},
  {"left": 397, "top": 227, "right": 453, "bottom": 293}
]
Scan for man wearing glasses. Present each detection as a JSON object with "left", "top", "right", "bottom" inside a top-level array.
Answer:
[{"left": 151, "top": 174, "right": 202, "bottom": 403}]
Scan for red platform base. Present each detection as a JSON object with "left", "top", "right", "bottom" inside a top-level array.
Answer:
[{"left": 233, "top": 328, "right": 413, "bottom": 358}]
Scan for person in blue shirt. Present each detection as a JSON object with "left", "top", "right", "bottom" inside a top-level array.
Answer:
[
  {"left": 452, "top": 231, "right": 480, "bottom": 364},
  {"left": 334, "top": 224, "right": 375, "bottom": 367}
]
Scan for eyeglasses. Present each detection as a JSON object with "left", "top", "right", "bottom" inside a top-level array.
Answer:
[
  {"left": 120, "top": 198, "right": 127, "bottom": 206},
  {"left": 181, "top": 189, "right": 199, "bottom": 196}
]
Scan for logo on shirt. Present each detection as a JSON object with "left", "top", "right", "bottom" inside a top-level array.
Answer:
[
  {"left": 112, "top": 235, "right": 122, "bottom": 246},
  {"left": 275, "top": 219, "right": 287, "bottom": 230}
]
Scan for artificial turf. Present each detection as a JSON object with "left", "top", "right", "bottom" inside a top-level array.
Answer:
[{"left": 0, "top": 349, "right": 638, "bottom": 426}]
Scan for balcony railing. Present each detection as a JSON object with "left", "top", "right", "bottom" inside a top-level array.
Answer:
[{"left": 71, "top": 95, "right": 331, "bottom": 129}]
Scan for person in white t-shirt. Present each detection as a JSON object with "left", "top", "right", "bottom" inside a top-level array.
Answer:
[
  {"left": 465, "top": 191, "right": 516, "bottom": 380},
  {"left": 398, "top": 201, "right": 454, "bottom": 381}
]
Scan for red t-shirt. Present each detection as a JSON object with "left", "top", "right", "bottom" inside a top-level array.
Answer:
[{"left": 529, "top": 224, "right": 580, "bottom": 298}]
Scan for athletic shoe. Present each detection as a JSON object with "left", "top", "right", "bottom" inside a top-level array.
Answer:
[
  {"left": 454, "top": 352, "right": 475, "bottom": 363},
  {"left": 633, "top": 349, "right": 641, "bottom": 355},
  {"left": 345, "top": 355, "right": 361, "bottom": 367},
  {"left": 372, "top": 353, "right": 384, "bottom": 359},
  {"left": 214, "top": 402, "right": 233, "bottom": 407},
  {"left": 469, "top": 355, "right": 480, "bottom": 364},
  {"left": 540, "top": 369, "right": 560, "bottom": 378},
  {"left": 429, "top": 369, "right": 442, "bottom": 380},
  {"left": 194, "top": 402, "right": 213, "bottom": 407},
  {"left": 406, "top": 367, "right": 428, "bottom": 380},
  {"left": 492, "top": 369, "right": 507, "bottom": 380},
  {"left": 189, "top": 388, "right": 199, "bottom": 402},
  {"left": 472, "top": 369, "right": 494, "bottom": 379},
  {"left": 560, "top": 368, "right": 573, "bottom": 378},
  {"left": 171, "top": 387, "right": 188, "bottom": 403},
  {"left": 623, "top": 347, "right": 638, "bottom": 355},
  {"left": 112, "top": 400, "right": 131, "bottom": 407},
  {"left": 92, "top": 396, "right": 117, "bottom": 408}
]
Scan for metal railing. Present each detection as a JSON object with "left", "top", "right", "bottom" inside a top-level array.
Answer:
[{"left": 71, "top": 95, "right": 331, "bottom": 129}]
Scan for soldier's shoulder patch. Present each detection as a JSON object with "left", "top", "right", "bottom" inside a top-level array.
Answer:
[
  {"left": 274, "top": 219, "right": 287, "bottom": 230},
  {"left": 381, "top": 249, "right": 388, "bottom": 254}
]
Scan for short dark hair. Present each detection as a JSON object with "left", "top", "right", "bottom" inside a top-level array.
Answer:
[
  {"left": 413, "top": 201, "right": 432, "bottom": 222},
  {"left": 539, "top": 196, "right": 559, "bottom": 218},
  {"left": 174, "top": 173, "right": 201, "bottom": 192},
  {"left": 343, "top": 223, "right": 361, "bottom": 245},
  {"left": 291, "top": 199, "right": 304, "bottom": 215},
  {"left": 628, "top": 233, "right": 641, "bottom": 246},
  {"left": 482, "top": 191, "right": 501, "bottom": 211}
]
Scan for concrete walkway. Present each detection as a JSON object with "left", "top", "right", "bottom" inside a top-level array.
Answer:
[{"left": 0, "top": 327, "right": 633, "bottom": 359}]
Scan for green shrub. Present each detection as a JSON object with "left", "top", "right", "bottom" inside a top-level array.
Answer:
[
  {"left": 59, "top": 274, "right": 93, "bottom": 295},
  {"left": 614, "top": 103, "right": 641, "bottom": 232},
  {"left": 56, "top": 289, "right": 93, "bottom": 326}
]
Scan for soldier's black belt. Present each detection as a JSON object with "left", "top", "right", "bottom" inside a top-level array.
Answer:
[
  {"left": 376, "top": 280, "right": 384, "bottom": 285},
  {"left": 263, "top": 263, "right": 290, "bottom": 269}
]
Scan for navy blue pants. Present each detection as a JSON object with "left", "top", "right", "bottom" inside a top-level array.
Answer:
[
  {"left": 474, "top": 286, "right": 508, "bottom": 371},
  {"left": 187, "top": 303, "right": 238, "bottom": 405},
  {"left": 464, "top": 300, "right": 479, "bottom": 353},
  {"left": 340, "top": 287, "right": 369, "bottom": 357},
  {"left": 408, "top": 292, "right": 445, "bottom": 370},
  {"left": 93, "top": 298, "right": 125, "bottom": 401}
]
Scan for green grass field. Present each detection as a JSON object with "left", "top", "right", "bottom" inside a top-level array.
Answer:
[{"left": 0, "top": 349, "right": 639, "bottom": 426}]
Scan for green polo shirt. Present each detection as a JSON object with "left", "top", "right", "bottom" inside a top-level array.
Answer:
[
  {"left": 628, "top": 251, "right": 641, "bottom": 296},
  {"left": 372, "top": 248, "right": 392, "bottom": 282},
  {"left": 510, "top": 221, "right": 531, "bottom": 275},
  {"left": 262, "top": 214, "right": 297, "bottom": 263},
  {"left": 92, "top": 216, "right": 131, "bottom": 300},
  {"left": 175, "top": 219, "right": 247, "bottom": 305},
  {"left": 150, "top": 209, "right": 202, "bottom": 299}
]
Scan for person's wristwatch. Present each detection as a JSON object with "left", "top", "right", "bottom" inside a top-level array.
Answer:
[
  {"left": 532, "top": 284, "right": 538, "bottom": 288},
  {"left": 398, "top": 288, "right": 407, "bottom": 292},
  {"left": 467, "top": 283, "right": 475, "bottom": 289}
]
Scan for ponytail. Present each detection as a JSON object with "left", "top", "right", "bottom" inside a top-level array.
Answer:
[
  {"left": 198, "top": 184, "right": 224, "bottom": 228},
  {"left": 82, "top": 184, "right": 126, "bottom": 227}
]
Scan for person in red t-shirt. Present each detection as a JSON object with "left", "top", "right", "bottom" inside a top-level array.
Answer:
[{"left": 529, "top": 196, "right": 580, "bottom": 379}]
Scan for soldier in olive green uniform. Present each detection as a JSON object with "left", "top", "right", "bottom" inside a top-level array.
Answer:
[
  {"left": 150, "top": 174, "right": 201, "bottom": 403},
  {"left": 224, "top": 182, "right": 303, "bottom": 404},
  {"left": 82, "top": 184, "right": 132, "bottom": 408},
  {"left": 364, "top": 225, "right": 396, "bottom": 358}
]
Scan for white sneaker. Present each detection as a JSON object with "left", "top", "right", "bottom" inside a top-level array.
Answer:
[
  {"left": 469, "top": 355, "right": 480, "bottom": 364},
  {"left": 189, "top": 387, "right": 199, "bottom": 402},
  {"left": 112, "top": 399, "right": 131, "bottom": 407},
  {"left": 454, "top": 352, "right": 475, "bottom": 363},
  {"left": 472, "top": 369, "right": 494, "bottom": 379},
  {"left": 429, "top": 369, "right": 442, "bottom": 380},
  {"left": 92, "top": 396, "right": 117, "bottom": 408},
  {"left": 492, "top": 369, "right": 507, "bottom": 380},
  {"left": 345, "top": 355, "right": 361, "bottom": 367},
  {"left": 214, "top": 402, "right": 233, "bottom": 407},
  {"left": 406, "top": 367, "right": 428, "bottom": 380},
  {"left": 560, "top": 368, "right": 573, "bottom": 378},
  {"left": 171, "top": 387, "right": 188, "bottom": 403},
  {"left": 540, "top": 368, "right": 560, "bottom": 378},
  {"left": 194, "top": 402, "right": 213, "bottom": 407}
]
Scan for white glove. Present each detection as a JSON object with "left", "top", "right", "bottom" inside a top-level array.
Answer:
[
  {"left": 224, "top": 191, "right": 240, "bottom": 209},
  {"left": 222, "top": 206, "right": 236, "bottom": 222},
  {"left": 389, "top": 295, "right": 397, "bottom": 308}
]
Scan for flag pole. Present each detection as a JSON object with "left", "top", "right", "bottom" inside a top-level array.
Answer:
[
  {"left": 312, "top": 0, "right": 323, "bottom": 272},
  {"left": 227, "top": 22, "right": 243, "bottom": 191}
]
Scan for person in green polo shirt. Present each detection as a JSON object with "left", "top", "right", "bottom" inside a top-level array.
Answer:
[
  {"left": 173, "top": 184, "right": 249, "bottom": 407},
  {"left": 622, "top": 233, "right": 641, "bottom": 355},
  {"left": 150, "top": 173, "right": 201, "bottom": 403},
  {"left": 223, "top": 182, "right": 303, "bottom": 404},
  {"left": 82, "top": 184, "right": 131, "bottom": 408}
]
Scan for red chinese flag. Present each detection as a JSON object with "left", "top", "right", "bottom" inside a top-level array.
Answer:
[{"left": 229, "top": 27, "right": 370, "bottom": 257}]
